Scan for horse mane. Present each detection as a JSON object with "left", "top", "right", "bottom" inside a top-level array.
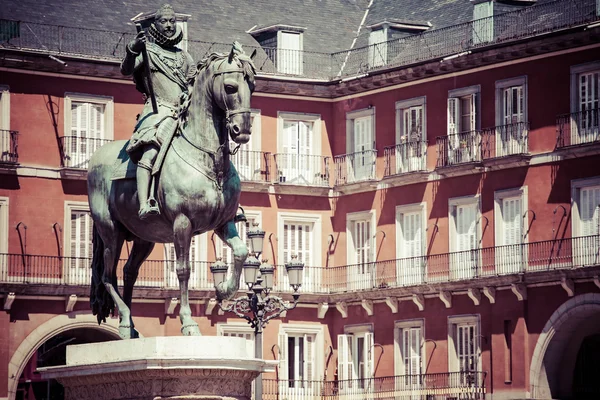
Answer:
[{"left": 196, "top": 51, "right": 256, "bottom": 84}]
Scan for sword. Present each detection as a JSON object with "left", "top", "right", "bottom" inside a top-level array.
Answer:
[{"left": 135, "top": 24, "right": 158, "bottom": 114}]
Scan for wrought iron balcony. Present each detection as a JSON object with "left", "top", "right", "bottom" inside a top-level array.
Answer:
[
  {"left": 436, "top": 130, "right": 482, "bottom": 167},
  {"left": 60, "top": 136, "right": 112, "bottom": 169},
  {"left": 0, "top": 129, "right": 18, "bottom": 165},
  {"left": 383, "top": 140, "right": 427, "bottom": 177},
  {"left": 231, "top": 149, "right": 271, "bottom": 183},
  {"left": 333, "top": 150, "right": 377, "bottom": 186},
  {"left": 481, "top": 122, "right": 529, "bottom": 159},
  {"left": 273, "top": 153, "right": 330, "bottom": 186},
  {"left": 263, "top": 371, "right": 487, "bottom": 400},
  {"left": 1, "top": 0, "right": 597, "bottom": 79},
  {"left": 556, "top": 108, "right": 600, "bottom": 148}
]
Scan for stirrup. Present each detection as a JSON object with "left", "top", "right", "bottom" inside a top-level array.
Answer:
[{"left": 138, "top": 198, "right": 160, "bottom": 220}]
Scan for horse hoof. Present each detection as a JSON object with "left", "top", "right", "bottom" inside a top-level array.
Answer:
[{"left": 181, "top": 324, "right": 201, "bottom": 336}]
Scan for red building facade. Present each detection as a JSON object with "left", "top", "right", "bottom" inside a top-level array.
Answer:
[{"left": 1, "top": 1, "right": 600, "bottom": 399}]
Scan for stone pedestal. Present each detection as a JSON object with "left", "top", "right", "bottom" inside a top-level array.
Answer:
[{"left": 38, "top": 336, "right": 276, "bottom": 400}]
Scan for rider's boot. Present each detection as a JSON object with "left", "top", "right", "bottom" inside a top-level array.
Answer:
[{"left": 137, "top": 159, "right": 160, "bottom": 220}]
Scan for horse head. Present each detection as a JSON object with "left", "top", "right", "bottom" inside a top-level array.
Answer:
[{"left": 201, "top": 42, "right": 257, "bottom": 145}]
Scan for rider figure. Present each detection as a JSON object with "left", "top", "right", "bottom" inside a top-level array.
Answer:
[{"left": 121, "top": 4, "right": 196, "bottom": 219}]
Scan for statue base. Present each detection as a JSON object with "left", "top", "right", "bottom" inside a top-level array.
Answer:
[{"left": 38, "top": 336, "right": 275, "bottom": 400}]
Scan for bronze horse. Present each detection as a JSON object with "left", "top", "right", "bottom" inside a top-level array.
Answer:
[{"left": 87, "top": 43, "right": 256, "bottom": 338}]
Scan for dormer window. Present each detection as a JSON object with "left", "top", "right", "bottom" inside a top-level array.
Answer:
[
  {"left": 472, "top": 1, "right": 494, "bottom": 44},
  {"left": 248, "top": 25, "right": 305, "bottom": 75},
  {"left": 366, "top": 20, "right": 431, "bottom": 69}
]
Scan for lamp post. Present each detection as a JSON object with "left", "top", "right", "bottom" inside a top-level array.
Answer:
[{"left": 210, "top": 224, "right": 304, "bottom": 400}]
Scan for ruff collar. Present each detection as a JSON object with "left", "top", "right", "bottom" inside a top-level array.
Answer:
[{"left": 148, "top": 24, "right": 183, "bottom": 48}]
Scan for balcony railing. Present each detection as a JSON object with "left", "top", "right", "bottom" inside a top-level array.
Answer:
[
  {"left": 436, "top": 130, "right": 482, "bottom": 167},
  {"left": 1, "top": 0, "right": 596, "bottom": 80},
  {"left": 231, "top": 149, "right": 271, "bottom": 183},
  {"left": 263, "top": 371, "right": 487, "bottom": 400},
  {"left": 1, "top": 235, "right": 598, "bottom": 292},
  {"left": 481, "top": 122, "right": 529, "bottom": 159},
  {"left": 556, "top": 108, "right": 600, "bottom": 148},
  {"left": 0, "top": 129, "right": 18, "bottom": 164},
  {"left": 383, "top": 140, "right": 427, "bottom": 177},
  {"left": 60, "top": 136, "right": 112, "bottom": 169},
  {"left": 334, "top": 150, "right": 377, "bottom": 185},
  {"left": 273, "top": 153, "right": 330, "bottom": 186}
]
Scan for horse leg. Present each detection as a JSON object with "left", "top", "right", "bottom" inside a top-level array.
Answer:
[
  {"left": 214, "top": 221, "right": 249, "bottom": 301},
  {"left": 122, "top": 238, "right": 155, "bottom": 337},
  {"left": 173, "top": 214, "right": 200, "bottom": 336},
  {"left": 96, "top": 226, "right": 133, "bottom": 339}
]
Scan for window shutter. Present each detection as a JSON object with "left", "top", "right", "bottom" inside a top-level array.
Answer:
[
  {"left": 448, "top": 98, "right": 459, "bottom": 137},
  {"left": 337, "top": 334, "right": 353, "bottom": 383},
  {"left": 402, "top": 211, "right": 422, "bottom": 258},
  {"left": 364, "top": 331, "right": 374, "bottom": 380},
  {"left": 305, "top": 334, "right": 315, "bottom": 380},
  {"left": 278, "top": 332, "right": 288, "bottom": 381},
  {"left": 456, "top": 204, "right": 477, "bottom": 251},
  {"left": 581, "top": 186, "right": 600, "bottom": 236},
  {"left": 469, "top": 93, "right": 477, "bottom": 132},
  {"left": 503, "top": 197, "right": 522, "bottom": 245}
]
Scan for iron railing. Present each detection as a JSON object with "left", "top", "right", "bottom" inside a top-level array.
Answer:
[
  {"left": 1, "top": 235, "right": 598, "bottom": 292},
  {"left": 0, "top": 129, "right": 18, "bottom": 164},
  {"left": 481, "top": 122, "right": 529, "bottom": 159},
  {"left": 556, "top": 109, "right": 600, "bottom": 148},
  {"left": 60, "top": 136, "right": 112, "bottom": 169},
  {"left": 231, "top": 149, "right": 271, "bottom": 183},
  {"left": 273, "top": 153, "right": 330, "bottom": 186},
  {"left": 436, "top": 130, "right": 482, "bottom": 167},
  {"left": 383, "top": 140, "right": 427, "bottom": 177},
  {"left": 1, "top": 0, "right": 597, "bottom": 80},
  {"left": 263, "top": 371, "right": 487, "bottom": 400},
  {"left": 334, "top": 150, "right": 377, "bottom": 186}
]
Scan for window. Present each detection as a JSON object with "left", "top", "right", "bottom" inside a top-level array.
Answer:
[
  {"left": 394, "top": 319, "right": 424, "bottom": 391},
  {"left": 395, "top": 97, "right": 427, "bottom": 173},
  {"left": 346, "top": 108, "right": 376, "bottom": 182},
  {"left": 64, "top": 202, "right": 93, "bottom": 285},
  {"left": 278, "top": 212, "right": 321, "bottom": 292},
  {"left": 448, "top": 87, "right": 480, "bottom": 164},
  {"left": 449, "top": 196, "right": 481, "bottom": 280},
  {"left": 64, "top": 93, "right": 114, "bottom": 169},
  {"left": 278, "top": 31, "right": 303, "bottom": 75},
  {"left": 473, "top": 1, "right": 493, "bottom": 44},
  {"left": 570, "top": 62, "right": 600, "bottom": 145},
  {"left": 338, "top": 325, "right": 374, "bottom": 393},
  {"left": 217, "top": 322, "right": 255, "bottom": 357},
  {"left": 448, "top": 315, "right": 481, "bottom": 375},
  {"left": 368, "top": 28, "right": 387, "bottom": 68},
  {"left": 0, "top": 85, "right": 11, "bottom": 163},
  {"left": 164, "top": 234, "right": 207, "bottom": 289},
  {"left": 278, "top": 324, "right": 323, "bottom": 397},
  {"left": 347, "top": 211, "right": 376, "bottom": 290},
  {"left": 231, "top": 110, "right": 262, "bottom": 182},
  {"left": 0, "top": 197, "right": 8, "bottom": 281},
  {"left": 396, "top": 203, "right": 426, "bottom": 286},
  {"left": 277, "top": 112, "right": 322, "bottom": 185},
  {"left": 495, "top": 77, "right": 528, "bottom": 157},
  {"left": 214, "top": 210, "right": 261, "bottom": 289},
  {"left": 175, "top": 17, "right": 189, "bottom": 51},
  {"left": 571, "top": 177, "right": 600, "bottom": 265},
  {"left": 494, "top": 187, "right": 528, "bottom": 274}
]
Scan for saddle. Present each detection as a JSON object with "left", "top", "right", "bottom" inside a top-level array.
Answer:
[{"left": 110, "top": 142, "right": 137, "bottom": 181}]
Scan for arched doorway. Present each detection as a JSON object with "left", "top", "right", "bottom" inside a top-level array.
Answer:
[
  {"left": 530, "top": 293, "right": 600, "bottom": 399},
  {"left": 16, "top": 327, "right": 116, "bottom": 400}
]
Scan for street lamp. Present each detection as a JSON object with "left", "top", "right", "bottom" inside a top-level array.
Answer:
[{"left": 210, "top": 225, "right": 304, "bottom": 400}]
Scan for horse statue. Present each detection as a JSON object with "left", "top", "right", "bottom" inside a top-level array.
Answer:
[{"left": 87, "top": 43, "right": 256, "bottom": 339}]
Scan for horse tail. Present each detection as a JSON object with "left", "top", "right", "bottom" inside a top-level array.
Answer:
[{"left": 89, "top": 224, "right": 114, "bottom": 324}]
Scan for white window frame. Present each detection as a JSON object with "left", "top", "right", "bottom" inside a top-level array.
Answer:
[
  {"left": 0, "top": 197, "right": 8, "bottom": 282},
  {"left": 495, "top": 76, "right": 528, "bottom": 127},
  {"left": 277, "top": 30, "right": 303, "bottom": 75},
  {"left": 571, "top": 176, "right": 600, "bottom": 267},
  {"left": 277, "top": 212, "right": 322, "bottom": 292},
  {"left": 394, "top": 319, "right": 425, "bottom": 376},
  {"left": 395, "top": 97, "right": 426, "bottom": 144},
  {"left": 449, "top": 195, "right": 482, "bottom": 280},
  {"left": 448, "top": 86, "right": 480, "bottom": 133},
  {"left": 338, "top": 324, "right": 375, "bottom": 393},
  {"left": 0, "top": 85, "right": 10, "bottom": 130},
  {"left": 164, "top": 233, "right": 208, "bottom": 289},
  {"left": 448, "top": 314, "right": 482, "bottom": 373},
  {"left": 276, "top": 111, "right": 321, "bottom": 184},
  {"left": 346, "top": 107, "right": 376, "bottom": 154},
  {"left": 472, "top": 1, "right": 494, "bottom": 44},
  {"left": 395, "top": 203, "right": 427, "bottom": 286},
  {"left": 569, "top": 61, "right": 600, "bottom": 144},
  {"left": 231, "top": 109, "right": 262, "bottom": 181},
  {"left": 368, "top": 26, "right": 388, "bottom": 68},
  {"left": 394, "top": 97, "right": 427, "bottom": 174},
  {"left": 217, "top": 321, "right": 257, "bottom": 357},
  {"left": 174, "top": 13, "right": 190, "bottom": 51},
  {"left": 278, "top": 323, "right": 324, "bottom": 394},
  {"left": 346, "top": 210, "right": 376, "bottom": 290},
  {"left": 63, "top": 201, "right": 93, "bottom": 286},
  {"left": 572, "top": 176, "right": 600, "bottom": 237},
  {"left": 494, "top": 187, "right": 528, "bottom": 274}
]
